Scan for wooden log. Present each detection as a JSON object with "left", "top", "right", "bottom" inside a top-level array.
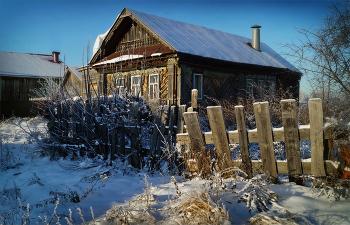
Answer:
[
  {"left": 183, "top": 112, "right": 205, "bottom": 153},
  {"left": 177, "top": 105, "right": 186, "bottom": 134},
  {"left": 235, "top": 105, "right": 252, "bottom": 178},
  {"left": 207, "top": 106, "right": 232, "bottom": 170},
  {"left": 150, "top": 107, "right": 161, "bottom": 155},
  {"left": 187, "top": 107, "right": 193, "bottom": 112},
  {"left": 281, "top": 99, "right": 303, "bottom": 183},
  {"left": 308, "top": 98, "right": 326, "bottom": 176},
  {"left": 191, "top": 89, "right": 198, "bottom": 111},
  {"left": 253, "top": 102, "right": 278, "bottom": 182}
]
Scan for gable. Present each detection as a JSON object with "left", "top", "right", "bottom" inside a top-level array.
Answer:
[{"left": 90, "top": 8, "right": 174, "bottom": 65}]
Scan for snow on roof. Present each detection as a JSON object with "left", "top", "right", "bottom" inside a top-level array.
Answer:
[
  {"left": 93, "top": 55, "right": 144, "bottom": 66},
  {"left": 0, "top": 51, "right": 65, "bottom": 78},
  {"left": 126, "top": 8, "right": 300, "bottom": 72}
]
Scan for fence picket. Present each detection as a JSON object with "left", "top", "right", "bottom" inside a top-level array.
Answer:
[
  {"left": 281, "top": 99, "right": 303, "bottom": 182},
  {"left": 308, "top": 98, "right": 326, "bottom": 176},
  {"left": 183, "top": 112, "right": 205, "bottom": 151},
  {"left": 235, "top": 105, "right": 252, "bottom": 179},
  {"left": 253, "top": 102, "right": 278, "bottom": 182},
  {"left": 177, "top": 105, "right": 186, "bottom": 134},
  {"left": 207, "top": 106, "right": 232, "bottom": 170}
]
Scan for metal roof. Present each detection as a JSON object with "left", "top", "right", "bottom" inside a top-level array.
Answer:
[
  {"left": 68, "top": 66, "right": 82, "bottom": 79},
  {"left": 127, "top": 8, "right": 300, "bottom": 72},
  {"left": 0, "top": 51, "right": 65, "bottom": 78}
]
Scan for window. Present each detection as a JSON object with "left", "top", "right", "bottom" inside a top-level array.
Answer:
[
  {"left": 246, "top": 78, "right": 254, "bottom": 96},
  {"left": 149, "top": 74, "right": 159, "bottom": 99},
  {"left": 131, "top": 76, "right": 141, "bottom": 96},
  {"left": 268, "top": 77, "right": 276, "bottom": 94},
  {"left": 194, "top": 73, "right": 203, "bottom": 99},
  {"left": 116, "top": 78, "right": 125, "bottom": 94},
  {"left": 89, "top": 83, "right": 98, "bottom": 94},
  {"left": 258, "top": 79, "right": 265, "bottom": 98}
]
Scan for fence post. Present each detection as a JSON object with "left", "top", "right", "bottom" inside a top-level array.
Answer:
[
  {"left": 183, "top": 112, "right": 206, "bottom": 160},
  {"left": 281, "top": 99, "right": 303, "bottom": 183},
  {"left": 308, "top": 98, "right": 326, "bottom": 176},
  {"left": 191, "top": 89, "right": 198, "bottom": 111},
  {"left": 177, "top": 105, "right": 186, "bottom": 133},
  {"left": 207, "top": 106, "right": 232, "bottom": 170},
  {"left": 235, "top": 105, "right": 252, "bottom": 179},
  {"left": 253, "top": 102, "right": 278, "bottom": 182}
]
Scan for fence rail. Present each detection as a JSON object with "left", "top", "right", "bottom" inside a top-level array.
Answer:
[{"left": 177, "top": 95, "right": 348, "bottom": 182}]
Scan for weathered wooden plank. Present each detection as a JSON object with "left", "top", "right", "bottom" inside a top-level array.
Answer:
[
  {"left": 281, "top": 99, "right": 303, "bottom": 182},
  {"left": 235, "top": 105, "right": 252, "bottom": 178},
  {"left": 207, "top": 106, "right": 232, "bottom": 170},
  {"left": 308, "top": 98, "right": 326, "bottom": 176},
  {"left": 253, "top": 102, "right": 278, "bottom": 182},
  {"left": 191, "top": 89, "right": 198, "bottom": 110},
  {"left": 167, "top": 106, "right": 176, "bottom": 145},
  {"left": 177, "top": 105, "right": 186, "bottom": 134},
  {"left": 232, "top": 160, "right": 340, "bottom": 175},
  {"left": 176, "top": 133, "right": 190, "bottom": 145},
  {"left": 110, "top": 127, "right": 116, "bottom": 161},
  {"left": 150, "top": 107, "right": 161, "bottom": 155},
  {"left": 157, "top": 105, "right": 169, "bottom": 154},
  {"left": 183, "top": 112, "right": 205, "bottom": 153}
]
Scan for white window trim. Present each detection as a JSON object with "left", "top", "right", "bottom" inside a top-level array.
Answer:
[
  {"left": 149, "top": 74, "right": 159, "bottom": 99},
  {"left": 131, "top": 75, "right": 141, "bottom": 96},
  {"left": 194, "top": 73, "right": 203, "bottom": 99},
  {"left": 246, "top": 78, "right": 254, "bottom": 96}
]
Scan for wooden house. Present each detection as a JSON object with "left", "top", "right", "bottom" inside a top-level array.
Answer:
[
  {"left": 0, "top": 51, "right": 64, "bottom": 118},
  {"left": 87, "top": 8, "right": 302, "bottom": 106},
  {"left": 61, "top": 66, "right": 82, "bottom": 97}
]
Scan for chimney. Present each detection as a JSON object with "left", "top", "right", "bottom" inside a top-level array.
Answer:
[
  {"left": 52, "top": 51, "right": 60, "bottom": 63},
  {"left": 251, "top": 25, "right": 261, "bottom": 51}
]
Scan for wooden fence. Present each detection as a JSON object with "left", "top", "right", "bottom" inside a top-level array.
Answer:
[
  {"left": 177, "top": 93, "right": 347, "bottom": 182},
  {"left": 47, "top": 97, "right": 182, "bottom": 168}
]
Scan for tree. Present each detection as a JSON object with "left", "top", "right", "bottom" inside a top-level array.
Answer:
[{"left": 284, "top": 1, "right": 350, "bottom": 102}]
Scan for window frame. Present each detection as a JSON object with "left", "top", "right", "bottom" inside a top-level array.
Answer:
[
  {"left": 246, "top": 78, "right": 254, "bottom": 96},
  {"left": 194, "top": 73, "right": 203, "bottom": 99},
  {"left": 131, "top": 75, "right": 141, "bottom": 96},
  {"left": 149, "top": 74, "right": 159, "bottom": 99}
]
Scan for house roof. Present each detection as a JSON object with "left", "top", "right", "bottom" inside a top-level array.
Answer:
[
  {"left": 0, "top": 51, "right": 65, "bottom": 78},
  {"left": 67, "top": 66, "right": 82, "bottom": 79},
  {"left": 92, "top": 8, "right": 300, "bottom": 73},
  {"left": 127, "top": 8, "right": 299, "bottom": 72}
]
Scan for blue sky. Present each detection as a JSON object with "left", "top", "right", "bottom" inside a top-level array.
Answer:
[{"left": 0, "top": 0, "right": 333, "bottom": 94}]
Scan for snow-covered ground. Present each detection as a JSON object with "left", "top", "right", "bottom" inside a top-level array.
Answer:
[{"left": 1, "top": 117, "right": 350, "bottom": 224}]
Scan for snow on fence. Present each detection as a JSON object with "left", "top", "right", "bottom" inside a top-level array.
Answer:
[
  {"left": 47, "top": 97, "right": 183, "bottom": 168},
  {"left": 177, "top": 93, "right": 346, "bottom": 183}
]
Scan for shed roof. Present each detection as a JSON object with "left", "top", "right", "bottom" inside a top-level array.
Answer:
[
  {"left": 0, "top": 51, "right": 65, "bottom": 78},
  {"left": 105, "top": 8, "right": 299, "bottom": 73},
  {"left": 67, "top": 66, "right": 82, "bottom": 79}
]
